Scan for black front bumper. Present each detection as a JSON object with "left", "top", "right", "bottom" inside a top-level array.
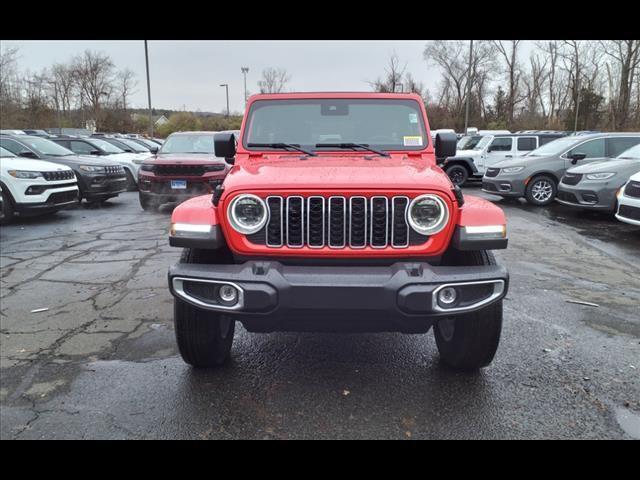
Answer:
[{"left": 168, "top": 261, "right": 509, "bottom": 333}]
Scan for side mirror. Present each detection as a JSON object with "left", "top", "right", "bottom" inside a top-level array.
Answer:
[
  {"left": 486, "top": 146, "right": 494, "bottom": 153},
  {"left": 90, "top": 150, "right": 102, "bottom": 156},
  {"left": 434, "top": 132, "right": 457, "bottom": 159},
  {"left": 214, "top": 132, "right": 236, "bottom": 164},
  {"left": 569, "top": 152, "right": 586, "bottom": 164}
]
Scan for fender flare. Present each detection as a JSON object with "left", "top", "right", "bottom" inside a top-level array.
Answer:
[
  {"left": 453, "top": 195, "right": 508, "bottom": 250},
  {"left": 442, "top": 157, "right": 478, "bottom": 174},
  {"left": 169, "top": 195, "right": 224, "bottom": 249}
]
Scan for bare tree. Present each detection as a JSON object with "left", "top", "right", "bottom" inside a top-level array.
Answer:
[
  {"left": 369, "top": 53, "right": 407, "bottom": 93},
  {"left": 72, "top": 50, "right": 116, "bottom": 129},
  {"left": 257, "top": 67, "right": 291, "bottom": 94},
  {"left": 599, "top": 40, "right": 640, "bottom": 129},
  {"left": 493, "top": 40, "right": 527, "bottom": 127},
  {"left": 116, "top": 68, "right": 137, "bottom": 111}
]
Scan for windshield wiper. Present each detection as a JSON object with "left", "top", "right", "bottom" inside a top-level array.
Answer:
[
  {"left": 247, "top": 143, "right": 316, "bottom": 156},
  {"left": 315, "top": 143, "right": 390, "bottom": 157}
]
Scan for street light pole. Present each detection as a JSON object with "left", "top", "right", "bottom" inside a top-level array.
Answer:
[
  {"left": 220, "top": 84, "right": 229, "bottom": 117},
  {"left": 144, "top": 40, "right": 153, "bottom": 138},
  {"left": 464, "top": 39, "right": 474, "bottom": 135},
  {"left": 241, "top": 67, "right": 249, "bottom": 108}
]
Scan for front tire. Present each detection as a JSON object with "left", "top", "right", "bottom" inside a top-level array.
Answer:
[
  {"left": 445, "top": 164, "right": 469, "bottom": 187},
  {"left": 434, "top": 250, "right": 503, "bottom": 370},
  {"left": 0, "top": 191, "right": 14, "bottom": 225},
  {"left": 174, "top": 248, "right": 235, "bottom": 368},
  {"left": 525, "top": 175, "right": 557, "bottom": 206}
]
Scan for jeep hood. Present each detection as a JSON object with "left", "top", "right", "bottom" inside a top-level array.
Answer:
[
  {"left": 153, "top": 153, "right": 227, "bottom": 165},
  {"left": 566, "top": 158, "right": 639, "bottom": 174},
  {"left": 223, "top": 155, "right": 453, "bottom": 193}
]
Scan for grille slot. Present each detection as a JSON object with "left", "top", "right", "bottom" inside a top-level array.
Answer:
[
  {"left": 286, "top": 196, "right": 304, "bottom": 248},
  {"left": 247, "top": 195, "right": 429, "bottom": 249},
  {"left": 153, "top": 164, "right": 205, "bottom": 176},
  {"left": 328, "top": 197, "right": 346, "bottom": 248},
  {"left": 43, "top": 170, "right": 75, "bottom": 181}
]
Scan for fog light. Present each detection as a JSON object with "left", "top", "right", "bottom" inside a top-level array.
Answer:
[
  {"left": 218, "top": 284, "right": 238, "bottom": 305},
  {"left": 438, "top": 287, "right": 458, "bottom": 306}
]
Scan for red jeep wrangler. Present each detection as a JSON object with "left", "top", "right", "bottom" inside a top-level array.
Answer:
[
  {"left": 138, "top": 131, "right": 234, "bottom": 211},
  {"left": 168, "top": 93, "right": 509, "bottom": 370}
]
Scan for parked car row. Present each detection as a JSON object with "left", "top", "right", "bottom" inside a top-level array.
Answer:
[{"left": 478, "top": 132, "right": 640, "bottom": 225}]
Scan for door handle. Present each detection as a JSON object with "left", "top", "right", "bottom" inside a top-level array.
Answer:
[{"left": 505, "top": 155, "right": 512, "bottom": 158}]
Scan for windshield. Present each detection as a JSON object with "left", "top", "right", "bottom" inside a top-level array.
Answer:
[
  {"left": 460, "top": 135, "right": 485, "bottom": 150},
  {"left": 527, "top": 136, "right": 581, "bottom": 157},
  {"left": 118, "top": 138, "right": 150, "bottom": 152},
  {"left": 244, "top": 98, "right": 427, "bottom": 151},
  {"left": 0, "top": 146, "right": 16, "bottom": 157},
  {"left": 18, "top": 137, "right": 75, "bottom": 156},
  {"left": 160, "top": 134, "right": 215, "bottom": 154},
  {"left": 88, "top": 138, "right": 125, "bottom": 154},
  {"left": 617, "top": 144, "right": 640, "bottom": 159},
  {"left": 471, "top": 136, "right": 493, "bottom": 151}
]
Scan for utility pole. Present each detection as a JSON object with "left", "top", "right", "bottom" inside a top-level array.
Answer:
[
  {"left": 464, "top": 39, "right": 474, "bottom": 135},
  {"left": 220, "top": 83, "right": 229, "bottom": 117},
  {"left": 144, "top": 40, "right": 153, "bottom": 137},
  {"left": 573, "top": 73, "right": 581, "bottom": 133},
  {"left": 241, "top": 67, "right": 249, "bottom": 107}
]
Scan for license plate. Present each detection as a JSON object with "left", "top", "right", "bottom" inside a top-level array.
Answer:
[{"left": 171, "top": 180, "right": 187, "bottom": 189}]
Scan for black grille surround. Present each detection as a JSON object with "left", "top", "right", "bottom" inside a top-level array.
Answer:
[
  {"left": 43, "top": 170, "right": 76, "bottom": 181},
  {"left": 618, "top": 204, "right": 640, "bottom": 221},
  {"left": 485, "top": 168, "right": 500, "bottom": 178},
  {"left": 561, "top": 173, "right": 583, "bottom": 186},
  {"left": 247, "top": 195, "right": 430, "bottom": 249},
  {"left": 153, "top": 164, "right": 206, "bottom": 176},
  {"left": 624, "top": 181, "right": 640, "bottom": 198}
]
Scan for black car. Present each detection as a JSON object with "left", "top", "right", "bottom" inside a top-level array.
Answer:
[
  {"left": 0, "top": 135, "right": 128, "bottom": 203},
  {"left": 127, "top": 137, "right": 160, "bottom": 154},
  {"left": 97, "top": 136, "right": 152, "bottom": 155},
  {"left": 21, "top": 129, "right": 50, "bottom": 137}
]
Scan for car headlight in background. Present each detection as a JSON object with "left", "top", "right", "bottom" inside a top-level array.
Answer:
[
  {"left": 140, "top": 164, "right": 154, "bottom": 171},
  {"left": 79, "top": 165, "right": 106, "bottom": 172},
  {"left": 407, "top": 194, "right": 449, "bottom": 235},
  {"left": 228, "top": 194, "right": 268, "bottom": 234},
  {"left": 502, "top": 166, "right": 525, "bottom": 174},
  {"left": 7, "top": 170, "right": 42, "bottom": 179},
  {"left": 586, "top": 172, "right": 615, "bottom": 180}
]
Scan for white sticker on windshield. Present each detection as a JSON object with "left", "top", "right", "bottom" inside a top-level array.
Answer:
[
  {"left": 409, "top": 113, "right": 418, "bottom": 124},
  {"left": 403, "top": 136, "right": 423, "bottom": 146}
]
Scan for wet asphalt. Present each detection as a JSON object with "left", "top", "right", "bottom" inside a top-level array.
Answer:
[{"left": 0, "top": 187, "right": 639, "bottom": 439}]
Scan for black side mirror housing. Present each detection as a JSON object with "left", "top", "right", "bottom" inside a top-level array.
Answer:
[
  {"left": 569, "top": 152, "right": 586, "bottom": 164},
  {"left": 435, "top": 132, "right": 457, "bottom": 159},
  {"left": 19, "top": 150, "right": 38, "bottom": 159},
  {"left": 214, "top": 132, "right": 237, "bottom": 165}
]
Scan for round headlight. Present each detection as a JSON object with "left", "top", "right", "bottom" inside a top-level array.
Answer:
[
  {"left": 407, "top": 194, "right": 449, "bottom": 235},
  {"left": 228, "top": 194, "right": 268, "bottom": 234}
]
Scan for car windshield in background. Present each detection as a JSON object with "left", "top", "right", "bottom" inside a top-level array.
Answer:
[
  {"left": 244, "top": 99, "right": 427, "bottom": 151},
  {"left": 18, "top": 137, "right": 75, "bottom": 156},
  {"left": 117, "top": 138, "right": 150, "bottom": 152},
  {"left": 471, "top": 136, "right": 492, "bottom": 150},
  {"left": 462, "top": 135, "right": 484, "bottom": 150},
  {"left": 527, "top": 136, "right": 580, "bottom": 157},
  {"left": 617, "top": 143, "right": 640, "bottom": 159},
  {"left": 160, "top": 135, "right": 215, "bottom": 154},
  {"left": 89, "top": 138, "right": 125, "bottom": 154},
  {"left": 0, "top": 146, "right": 16, "bottom": 157}
]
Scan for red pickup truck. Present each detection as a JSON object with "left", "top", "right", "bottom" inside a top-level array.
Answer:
[
  {"left": 167, "top": 93, "right": 509, "bottom": 370},
  {"left": 138, "top": 131, "right": 234, "bottom": 210}
]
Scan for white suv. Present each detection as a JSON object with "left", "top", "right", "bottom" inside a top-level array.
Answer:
[
  {"left": 440, "top": 133, "right": 566, "bottom": 186},
  {"left": 616, "top": 171, "right": 640, "bottom": 226},
  {"left": 0, "top": 146, "right": 79, "bottom": 224}
]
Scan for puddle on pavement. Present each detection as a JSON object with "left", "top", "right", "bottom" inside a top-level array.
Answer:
[{"left": 615, "top": 407, "right": 640, "bottom": 439}]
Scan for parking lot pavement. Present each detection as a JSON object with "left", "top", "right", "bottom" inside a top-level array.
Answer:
[{"left": 1, "top": 190, "right": 639, "bottom": 439}]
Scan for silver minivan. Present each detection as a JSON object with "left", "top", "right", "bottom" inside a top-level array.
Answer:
[{"left": 481, "top": 133, "right": 640, "bottom": 206}]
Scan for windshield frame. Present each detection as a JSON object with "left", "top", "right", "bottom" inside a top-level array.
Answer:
[{"left": 242, "top": 98, "right": 429, "bottom": 153}]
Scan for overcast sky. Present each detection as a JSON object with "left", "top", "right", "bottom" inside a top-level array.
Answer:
[{"left": 2, "top": 40, "right": 537, "bottom": 114}]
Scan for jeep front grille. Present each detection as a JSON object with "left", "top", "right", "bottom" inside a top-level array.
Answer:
[
  {"left": 250, "top": 195, "right": 428, "bottom": 249},
  {"left": 43, "top": 170, "right": 75, "bottom": 181}
]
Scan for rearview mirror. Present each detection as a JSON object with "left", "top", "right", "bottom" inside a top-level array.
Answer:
[
  {"left": 435, "top": 132, "right": 457, "bottom": 159},
  {"left": 214, "top": 132, "right": 236, "bottom": 164}
]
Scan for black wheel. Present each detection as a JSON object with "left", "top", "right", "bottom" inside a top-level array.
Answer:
[
  {"left": 124, "top": 169, "right": 137, "bottom": 191},
  {"left": 445, "top": 164, "right": 469, "bottom": 187},
  {"left": 0, "top": 190, "right": 14, "bottom": 225},
  {"left": 139, "top": 193, "right": 157, "bottom": 211},
  {"left": 434, "top": 250, "right": 503, "bottom": 370},
  {"left": 525, "top": 175, "right": 557, "bottom": 206},
  {"left": 174, "top": 248, "right": 235, "bottom": 368}
]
